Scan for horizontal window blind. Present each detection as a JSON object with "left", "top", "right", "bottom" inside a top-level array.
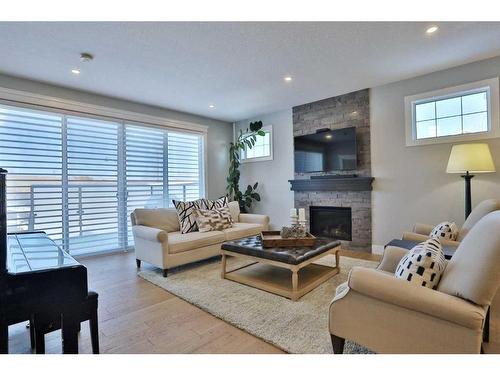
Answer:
[
  {"left": 125, "top": 124, "right": 165, "bottom": 245},
  {"left": 168, "top": 132, "right": 204, "bottom": 203},
  {"left": 67, "top": 116, "right": 120, "bottom": 256},
  {"left": 0, "top": 102, "right": 205, "bottom": 256},
  {"left": 0, "top": 104, "right": 63, "bottom": 244}
]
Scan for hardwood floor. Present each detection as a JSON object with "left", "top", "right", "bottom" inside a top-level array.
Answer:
[{"left": 7, "top": 249, "right": 499, "bottom": 354}]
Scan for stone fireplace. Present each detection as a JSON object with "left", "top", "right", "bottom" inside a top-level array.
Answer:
[
  {"left": 310, "top": 206, "right": 352, "bottom": 241},
  {"left": 291, "top": 88, "right": 372, "bottom": 252}
]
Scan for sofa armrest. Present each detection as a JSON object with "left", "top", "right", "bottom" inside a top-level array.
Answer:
[
  {"left": 132, "top": 225, "right": 168, "bottom": 243},
  {"left": 402, "top": 231, "right": 430, "bottom": 242},
  {"left": 413, "top": 223, "right": 434, "bottom": 235},
  {"left": 377, "top": 246, "right": 408, "bottom": 273},
  {"left": 239, "top": 213, "right": 270, "bottom": 230},
  {"left": 402, "top": 231, "right": 460, "bottom": 247},
  {"left": 348, "top": 267, "right": 486, "bottom": 329}
]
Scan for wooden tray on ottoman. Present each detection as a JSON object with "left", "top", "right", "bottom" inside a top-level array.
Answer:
[{"left": 261, "top": 231, "right": 316, "bottom": 248}]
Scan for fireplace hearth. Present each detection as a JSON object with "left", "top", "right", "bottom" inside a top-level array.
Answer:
[{"left": 309, "top": 206, "right": 352, "bottom": 241}]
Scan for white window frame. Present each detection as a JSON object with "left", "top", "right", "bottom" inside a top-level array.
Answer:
[
  {"left": 240, "top": 125, "right": 273, "bottom": 163},
  {"left": 404, "top": 77, "right": 500, "bottom": 146}
]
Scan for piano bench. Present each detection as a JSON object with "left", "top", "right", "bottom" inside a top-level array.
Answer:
[{"left": 30, "top": 291, "right": 99, "bottom": 354}]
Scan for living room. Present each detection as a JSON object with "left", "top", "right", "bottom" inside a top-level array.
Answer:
[{"left": 2, "top": 1, "right": 500, "bottom": 372}]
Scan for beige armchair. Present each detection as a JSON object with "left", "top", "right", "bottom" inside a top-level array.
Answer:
[
  {"left": 329, "top": 210, "right": 500, "bottom": 354},
  {"left": 402, "top": 199, "right": 500, "bottom": 246}
]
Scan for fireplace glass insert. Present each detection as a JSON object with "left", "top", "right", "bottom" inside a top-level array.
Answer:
[{"left": 309, "top": 206, "right": 352, "bottom": 241}]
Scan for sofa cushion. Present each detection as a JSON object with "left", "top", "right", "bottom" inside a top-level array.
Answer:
[
  {"left": 222, "top": 222, "right": 262, "bottom": 241},
  {"left": 438, "top": 211, "right": 500, "bottom": 306},
  {"left": 203, "top": 196, "right": 229, "bottom": 210},
  {"left": 395, "top": 238, "right": 446, "bottom": 289},
  {"left": 133, "top": 208, "right": 180, "bottom": 233},
  {"left": 195, "top": 207, "right": 233, "bottom": 232},
  {"left": 457, "top": 199, "right": 500, "bottom": 241},
  {"left": 172, "top": 199, "right": 205, "bottom": 234},
  {"left": 227, "top": 201, "right": 240, "bottom": 223},
  {"left": 430, "top": 221, "right": 458, "bottom": 241},
  {"left": 167, "top": 230, "right": 225, "bottom": 254}
]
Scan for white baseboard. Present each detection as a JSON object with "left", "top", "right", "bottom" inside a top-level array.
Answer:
[{"left": 371, "top": 244, "right": 384, "bottom": 255}]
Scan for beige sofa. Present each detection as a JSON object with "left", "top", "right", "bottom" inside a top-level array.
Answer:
[
  {"left": 329, "top": 210, "right": 500, "bottom": 354},
  {"left": 131, "top": 201, "right": 269, "bottom": 277},
  {"left": 402, "top": 199, "right": 500, "bottom": 247}
]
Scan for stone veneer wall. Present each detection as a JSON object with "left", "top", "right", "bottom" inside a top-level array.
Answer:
[{"left": 293, "top": 89, "right": 372, "bottom": 251}]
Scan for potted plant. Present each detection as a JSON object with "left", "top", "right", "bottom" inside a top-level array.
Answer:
[{"left": 226, "top": 121, "right": 265, "bottom": 212}]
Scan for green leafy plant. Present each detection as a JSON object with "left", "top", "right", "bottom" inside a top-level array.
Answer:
[{"left": 226, "top": 121, "right": 265, "bottom": 211}]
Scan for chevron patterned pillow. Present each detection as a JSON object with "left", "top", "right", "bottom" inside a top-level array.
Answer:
[
  {"left": 172, "top": 199, "right": 205, "bottom": 234},
  {"left": 395, "top": 237, "right": 446, "bottom": 289}
]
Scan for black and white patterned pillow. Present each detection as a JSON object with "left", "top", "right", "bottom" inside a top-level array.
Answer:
[
  {"left": 194, "top": 206, "right": 233, "bottom": 232},
  {"left": 203, "top": 196, "right": 229, "bottom": 210},
  {"left": 430, "top": 221, "right": 458, "bottom": 241},
  {"left": 395, "top": 238, "right": 446, "bottom": 289},
  {"left": 172, "top": 199, "right": 204, "bottom": 234}
]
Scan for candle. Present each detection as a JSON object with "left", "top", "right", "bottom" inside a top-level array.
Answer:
[
  {"left": 290, "top": 208, "right": 297, "bottom": 217},
  {"left": 298, "top": 208, "right": 306, "bottom": 222}
]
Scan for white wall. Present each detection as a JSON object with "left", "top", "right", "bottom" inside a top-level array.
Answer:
[
  {"left": 235, "top": 109, "right": 294, "bottom": 229},
  {"left": 0, "top": 73, "right": 233, "bottom": 200},
  {"left": 371, "top": 55, "right": 500, "bottom": 247}
]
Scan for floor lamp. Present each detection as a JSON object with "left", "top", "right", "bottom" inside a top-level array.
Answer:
[{"left": 446, "top": 143, "right": 495, "bottom": 219}]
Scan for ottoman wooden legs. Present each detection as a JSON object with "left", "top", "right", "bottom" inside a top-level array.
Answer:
[{"left": 221, "top": 246, "right": 340, "bottom": 301}]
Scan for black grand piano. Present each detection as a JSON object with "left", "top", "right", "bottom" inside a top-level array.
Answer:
[{"left": 0, "top": 168, "right": 97, "bottom": 354}]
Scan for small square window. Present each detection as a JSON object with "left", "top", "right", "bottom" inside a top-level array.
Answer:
[{"left": 241, "top": 125, "right": 273, "bottom": 162}]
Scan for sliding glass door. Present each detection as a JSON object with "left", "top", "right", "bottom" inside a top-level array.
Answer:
[
  {"left": 0, "top": 105, "right": 64, "bottom": 244},
  {"left": 66, "top": 116, "right": 121, "bottom": 256},
  {"left": 167, "top": 131, "right": 204, "bottom": 203},
  {"left": 0, "top": 102, "right": 205, "bottom": 256},
  {"left": 124, "top": 124, "right": 165, "bottom": 245}
]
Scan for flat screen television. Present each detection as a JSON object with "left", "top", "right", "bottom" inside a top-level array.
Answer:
[{"left": 294, "top": 127, "right": 357, "bottom": 173}]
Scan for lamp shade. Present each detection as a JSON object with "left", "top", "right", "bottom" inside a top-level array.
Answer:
[{"left": 446, "top": 143, "right": 496, "bottom": 174}]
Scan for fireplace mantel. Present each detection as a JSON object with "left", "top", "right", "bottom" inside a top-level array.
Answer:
[{"left": 289, "top": 176, "right": 374, "bottom": 192}]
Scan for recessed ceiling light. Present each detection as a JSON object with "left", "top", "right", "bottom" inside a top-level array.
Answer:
[
  {"left": 80, "top": 52, "right": 94, "bottom": 62},
  {"left": 209, "top": 104, "right": 215, "bottom": 109},
  {"left": 284, "top": 76, "right": 293, "bottom": 82},
  {"left": 71, "top": 68, "right": 81, "bottom": 75},
  {"left": 426, "top": 26, "right": 439, "bottom": 35},
  {"left": 325, "top": 134, "right": 332, "bottom": 139}
]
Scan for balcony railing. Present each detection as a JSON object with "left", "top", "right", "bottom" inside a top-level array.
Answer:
[{"left": 8, "top": 181, "right": 198, "bottom": 255}]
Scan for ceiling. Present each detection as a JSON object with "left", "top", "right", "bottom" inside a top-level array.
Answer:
[{"left": 1, "top": 22, "right": 500, "bottom": 122}]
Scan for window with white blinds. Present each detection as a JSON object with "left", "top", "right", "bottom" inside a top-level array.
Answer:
[
  {"left": 168, "top": 132, "right": 204, "bottom": 203},
  {"left": 125, "top": 124, "right": 165, "bottom": 245},
  {"left": 0, "top": 102, "right": 205, "bottom": 256},
  {"left": 67, "top": 116, "right": 120, "bottom": 256}
]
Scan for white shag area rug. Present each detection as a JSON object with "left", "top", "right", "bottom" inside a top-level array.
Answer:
[{"left": 138, "top": 254, "right": 377, "bottom": 354}]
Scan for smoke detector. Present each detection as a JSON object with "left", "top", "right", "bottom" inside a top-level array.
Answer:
[{"left": 80, "top": 52, "right": 94, "bottom": 62}]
